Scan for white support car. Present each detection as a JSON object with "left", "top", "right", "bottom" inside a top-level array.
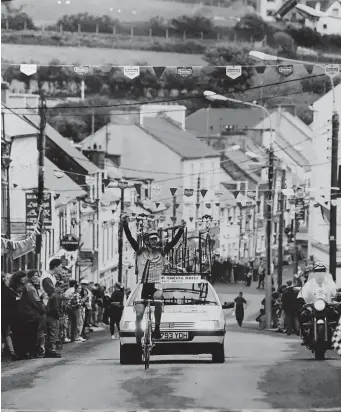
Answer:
[{"left": 119, "top": 276, "right": 226, "bottom": 364}]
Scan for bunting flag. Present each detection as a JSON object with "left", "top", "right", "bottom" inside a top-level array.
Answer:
[
  {"left": 153, "top": 66, "right": 166, "bottom": 79},
  {"left": 196, "top": 203, "right": 201, "bottom": 209},
  {"left": 115, "top": 200, "right": 120, "bottom": 205},
  {"left": 74, "top": 66, "right": 89, "bottom": 76},
  {"left": 215, "top": 202, "right": 220, "bottom": 207},
  {"left": 255, "top": 66, "right": 267, "bottom": 74},
  {"left": 175, "top": 203, "right": 180, "bottom": 209},
  {"left": 226, "top": 66, "right": 242, "bottom": 80},
  {"left": 170, "top": 187, "right": 178, "bottom": 196},
  {"left": 123, "top": 66, "right": 140, "bottom": 79},
  {"left": 247, "top": 191, "right": 256, "bottom": 200},
  {"left": 20, "top": 64, "right": 37, "bottom": 76},
  {"left": 134, "top": 183, "right": 142, "bottom": 196},
  {"left": 257, "top": 200, "right": 261, "bottom": 206},
  {"left": 233, "top": 191, "right": 240, "bottom": 199},
  {"left": 1, "top": 207, "right": 42, "bottom": 251},
  {"left": 205, "top": 203, "right": 211, "bottom": 209},
  {"left": 184, "top": 189, "right": 194, "bottom": 197},
  {"left": 228, "top": 216, "right": 233, "bottom": 222},
  {"left": 202, "top": 66, "right": 215, "bottom": 75},
  {"left": 325, "top": 64, "right": 340, "bottom": 78},
  {"left": 155, "top": 202, "right": 160, "bottom": 208},
  {"left": 177, "top": 67, "right": 193, "bottom": 77},
  {"left": 170, "top": 216, "right": 177, "bottom": 223},
  {"left": 200, "top": 189, "right": 208, "bottom": 198},
  {"left": 189, "top": 217, "right": 194, "bottom": 222},
  {"left": 304, "top": 64, "right": 314, "bottom": 75},
  {"left": 247, "top": 214, "right": 252, "bottom": 220},
  {"left": 277, "top": 65, "right": 294, "bottom": 77},
  {"left": 124, "top": 201, "right": 131, "bottom": 207}
]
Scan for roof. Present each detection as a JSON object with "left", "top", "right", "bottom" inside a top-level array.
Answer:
[
  {"left": 140, "top": 115, "right": 220, "bottom": 160},
  {"left": 44, "top": 158, "right": 87, "bottom": 205},
  {"left": 253, "top": 110, "right": 311, "bottom": 166},
  {"left": 22, "top": 111, "right": 100, "bottom": 175},
  {"left": 312, "top": 83, "right": 341, "bottom": 112},
  {"left": 186, "top": 108, "right": 265, "bottom": 137},
  {"left": 305, "top": 0, "right": 337, "bottom": 12},
  {"left": 2, "top": 104, "right": 38, "bottom": 138},
  {"left": 220, "top": 150, "right": 261, "bottom": 188}
]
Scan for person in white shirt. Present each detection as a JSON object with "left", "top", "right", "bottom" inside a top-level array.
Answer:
[
  {"left": 298, "top": 262, "right": 337, "bottom": 304},
  {"left": 40, "top": 259, "right": 63, "bottom": 305}
]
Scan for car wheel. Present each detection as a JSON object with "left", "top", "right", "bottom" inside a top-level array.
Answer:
[
  {"left": 212, "top": 343, "right": 225, "bottom": 363},
  {"left": 120, "top": 344, "right": 142, "bottom": 365}
]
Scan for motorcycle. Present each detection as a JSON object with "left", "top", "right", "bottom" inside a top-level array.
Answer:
[{"left": 299, "top": 297, "right": 341, "bottom": 360}]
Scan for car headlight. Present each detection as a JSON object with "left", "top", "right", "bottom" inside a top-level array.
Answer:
[
  {"left": 313, "top": 299, "right": 326, "bottom": 311},
  {"left": 195, "top": 320, "right": 220, "bottom": 330}
]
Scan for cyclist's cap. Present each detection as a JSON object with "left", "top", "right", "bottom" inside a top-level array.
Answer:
[{"left": 143, "top": 230, "right": 159, "bottom": 240}]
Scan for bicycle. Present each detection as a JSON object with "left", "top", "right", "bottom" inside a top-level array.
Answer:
[{"left": 133, "top": 299, "right": 164, "bottom": 370}]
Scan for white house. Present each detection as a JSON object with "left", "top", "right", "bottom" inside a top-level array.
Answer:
[
  {"left": 308, "top": 83, "right": 341, "bottom": 287},
  {"left": 297, "top": 0, "right": 341, "bottom": 35}
]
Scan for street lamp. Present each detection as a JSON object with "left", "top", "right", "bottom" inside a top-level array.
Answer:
[
  {"left": 204, "top": 90, "right": 276, "bottom": 328},
  {"left": 249, "top": 51, "right": 340, "bottom": 281}
]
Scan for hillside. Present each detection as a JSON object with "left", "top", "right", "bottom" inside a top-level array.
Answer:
[{"left": 10, "top": 0, "right": 251, "bottom": 26}]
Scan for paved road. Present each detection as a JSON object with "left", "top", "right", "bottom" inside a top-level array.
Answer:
[{"left": 2, "top": 321, "right": 341, "bottom": 411}]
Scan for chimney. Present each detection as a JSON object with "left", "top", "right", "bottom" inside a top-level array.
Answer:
[
  {"left": 82, "top": 149, "right": 106, "bottom": 170},
  {"left": 110, "top": 106, "right": 140, "bottom": 125},
  {"left": 1, "top": 81, "right": 9, "bottom": 104}
]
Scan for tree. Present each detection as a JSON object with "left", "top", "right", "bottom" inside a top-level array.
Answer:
[
  {"left": 234, "top": 13, "right": 272, "bottom": 41},
  {"left": 170, "top": 15, "right": 216, "bottom": 38},
  {"left": 203, "top": 46, "right": 255, "bottom": 93}
]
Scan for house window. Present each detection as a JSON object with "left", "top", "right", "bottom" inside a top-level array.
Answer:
[{"left": 332, "top": 8, "right": 339, "bottom": 16}]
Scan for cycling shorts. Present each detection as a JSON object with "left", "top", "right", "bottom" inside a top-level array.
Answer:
[{"left": 141, "top": 282, "right": 162, "bottom": 300}]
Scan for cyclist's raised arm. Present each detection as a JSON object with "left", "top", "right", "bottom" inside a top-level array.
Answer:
[
  {"left": 122, "top": 219, "right": 139, "bottom": 252},
  {"left": 164, "top": 220, "right": 186, "bottom": 254}
]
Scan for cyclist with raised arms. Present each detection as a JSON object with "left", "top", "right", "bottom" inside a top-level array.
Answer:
[{"left": 121, "top": 215, "right": 186, "bottom": 342}]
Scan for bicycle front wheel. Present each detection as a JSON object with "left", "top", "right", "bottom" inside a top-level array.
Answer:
[{"left": 144, "top": 325, "right": 152, "bottom": 370}]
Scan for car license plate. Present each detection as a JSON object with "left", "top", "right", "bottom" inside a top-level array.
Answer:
[{"left": 161, "top": 332, "right": 189, "bottom": 340}]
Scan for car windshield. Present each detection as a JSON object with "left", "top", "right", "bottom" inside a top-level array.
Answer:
[{"left": 128, "top": 282, "right": 218, "bottom": 306}]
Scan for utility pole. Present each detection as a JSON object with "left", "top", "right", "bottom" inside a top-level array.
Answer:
[
  {"left": 195, "top": 176, "right": 201, "bottom": 221},
  {"left": 91, "top": 110, "right": 95, "bottom": 135},
  {"left": 277, "top": 168, "right": 286, "bottom": 289},
  {"left": 96, "top": 173, "right": 100, "bottom": 283},
  {"left": 172, "top": 194, "right": 177, "bottom": 223},
  {"left": 118, "top": 180, "right": 127, "bottom": 283},
  {"left": 35, "top": 92, "right": 47, "bottom": 270},
  {"left": 329, "top": 112, "right": 339, "bottom": 282},
  {"left": 266, "top": 147, "right": 275, "bottom": 329}
]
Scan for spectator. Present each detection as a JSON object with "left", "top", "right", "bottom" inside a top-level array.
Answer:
[
  {"left": 18, "top": 271, "right": 46, "bottom": 359},
  {"left": 110, "top": 282, "right": 124, "bottom": 339},
  {"left": 64, "top": 280, "right": 77, "bottom": 340},
  {"left": 257, "top": 261, "right": 265, "bottom": 289},
  {"left": 45, "top": 280, "right": 64, "bottom": 358},
  {"left": 68, "top": 283, "right": 85, "bottom": 342},
  {"left": 103, "top": 290, "right": 111, "bottom": 325},
  {"left": 7, "top": 271, "right": 27, "bottom": 359},
  {"left": 80, "top": 279, "right": 92, "bottom": 339},
  {"left": 253, "top": 259, "right": 259, "bottom": 282},
  {"left": 41, "top": 259, "right": 63, "bottom": 305},
  {"left": 1, "top": 272, "right": 20, "bottom": 361},
  {"left": 94, "top": 283, "right": 104, "bottom": 325},
  {"left": 256, "top": 309, "right": 267, "bottom": 330},
  {"left": 281, "top": 280, "right": 299, "bottom": 336},
  {"left": 90, "top": 282, "right": 99, "bottom": 327},
  {"left": 233, "top": 292, "right": 247, "bottom": 327},
  {"left": 59, "top": 282, "right": 71, "bottom": 344},
  {"left": 245, "top": 263, "right": 252, "bottom": 287}
]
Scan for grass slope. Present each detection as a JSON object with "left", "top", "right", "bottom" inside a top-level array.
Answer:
[
  {"left": 1, "top": 43, "right": 206, "bottom": 65},
  {"left": 12, "top": 0, "right": 247, "bottom": 26}
]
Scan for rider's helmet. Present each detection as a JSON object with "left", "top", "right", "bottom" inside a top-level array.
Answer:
[{"left": 313, "top": 262, "right": 327, "bottom": 272}]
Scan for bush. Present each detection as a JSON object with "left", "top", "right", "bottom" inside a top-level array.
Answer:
[
  {"left": 54, "top": 13, "right": 120, "bottom": 34},
  {"left": 273, "top": 31, "right": 295, "bottom": 51}
]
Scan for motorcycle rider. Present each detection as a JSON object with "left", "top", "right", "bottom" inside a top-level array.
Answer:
[
  {"left": 297, "top": 262, "right": 337, "bottom": 344},
  {"left": 122, "top": 214, "right": 186, "bottom": 343}
]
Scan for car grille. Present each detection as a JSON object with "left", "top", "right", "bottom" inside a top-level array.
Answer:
[{"left": 153, "top": 322, "right": 196, "bottom": 331}]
